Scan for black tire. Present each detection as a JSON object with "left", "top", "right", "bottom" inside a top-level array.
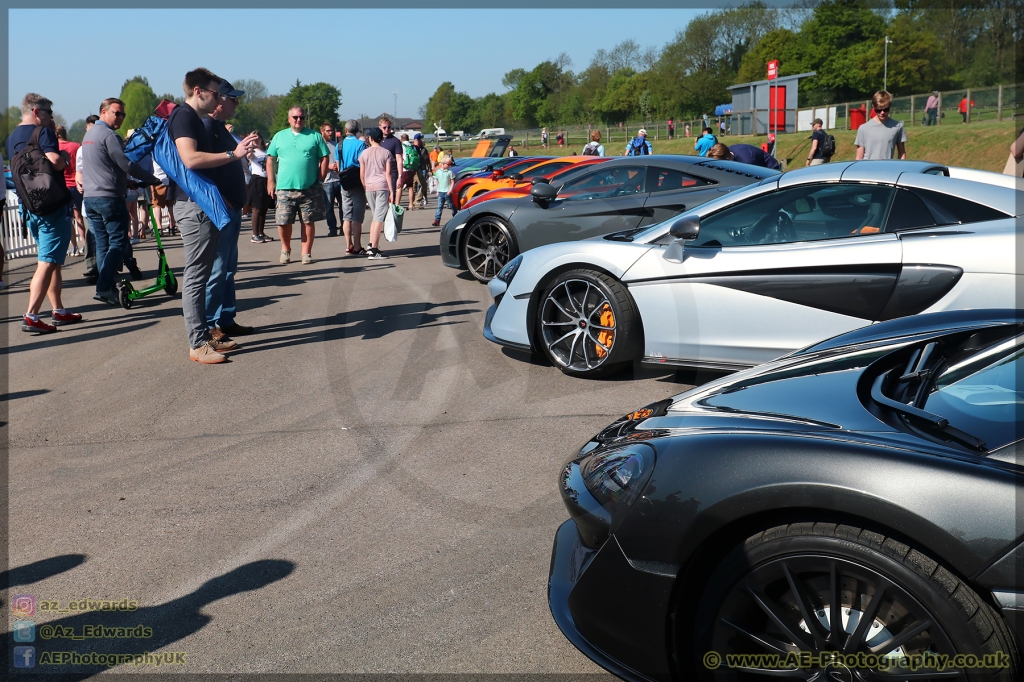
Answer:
[
  {"left": 536, "top": 269, "right": 641, "bottom": 379},
  {"left": 461, "top": 216, "right": 518, "bottom": 283},
  {"left": 164, "top": 276, "right": 178, "bottom": 297},
  {"left": 692, "top": 522, "right": 1019, "bottom": 681},
  {"left": 117, "top": 281, "right": 134, "bottom": 310}
]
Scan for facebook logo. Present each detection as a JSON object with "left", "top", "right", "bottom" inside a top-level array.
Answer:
[
  {"left": 13, "top": 646, "right": 36, "bottom": 668},
  {"left": 13, "top": 621, "right": 35, "bottom": 642}
]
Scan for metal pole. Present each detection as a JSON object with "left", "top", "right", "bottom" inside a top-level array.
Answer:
[{"left": 883, "top": 37, "right": 890, "bottom": 92}]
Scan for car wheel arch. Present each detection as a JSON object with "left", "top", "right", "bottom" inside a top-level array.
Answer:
[{"left": 525, "top": 263, "right": 646, "bottom": 356}]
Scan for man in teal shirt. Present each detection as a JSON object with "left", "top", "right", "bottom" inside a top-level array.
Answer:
[{"left": 266, "top": 106, "right": 329, "bottom": 264}]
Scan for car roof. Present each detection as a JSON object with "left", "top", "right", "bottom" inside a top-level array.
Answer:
[{"left": 580, "top": 155, "right": 781, "bottom": 182}]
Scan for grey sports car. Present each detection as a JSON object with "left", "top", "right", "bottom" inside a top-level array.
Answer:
[{"left": 439, "top": 156, "right": 780, "bottom": 282}]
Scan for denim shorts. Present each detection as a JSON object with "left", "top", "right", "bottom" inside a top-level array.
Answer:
[{"left": 23, "top": 205, "right": 73, "bottom": 265}]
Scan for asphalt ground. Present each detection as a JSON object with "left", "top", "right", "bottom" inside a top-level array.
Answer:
[{"left": 4, "top": 201, "right": 707, "bottom": 677}]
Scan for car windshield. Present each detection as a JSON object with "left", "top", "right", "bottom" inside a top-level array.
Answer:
[
  {"left": 924, "top": 336, "right": 1023, "bottom": 452},
  {"left": 520, "top": 161, "right": 573, "bottom": 180},
  {"left": 627, "top": 181, "right": 774, "bottom": 244}
]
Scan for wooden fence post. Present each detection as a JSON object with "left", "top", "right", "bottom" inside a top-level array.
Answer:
[
  {"left": 937, "top": 93, "right": 942, "bottom": 125},
  {"left": 998, "top": 85, "right": 1003, "bottom": 121},
  {"left": 910, "top": 96, "right": 915, "bottom": 126},
  {"left": 966, "top": 88, "right": 971, "bottom": 123}
]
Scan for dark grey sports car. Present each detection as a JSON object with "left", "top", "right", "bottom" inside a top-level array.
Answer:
[
  {"left": 439, "top": 156, "right": 779, "bottom": 282},
  {"left": 550, "top": 309, "right": 1022, "bottom": 681}
]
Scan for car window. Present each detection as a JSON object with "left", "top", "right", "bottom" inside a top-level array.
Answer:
[
  {"left": 647, "top": 167, "right": 714, "bottom": 193},
  {"left": 926, "top": 340, "right": 1022, "bottom": 452},
  {"left": 558, "top": 166, "right": 647, "bottom": 201},
  {"left": 884, "top": 189, "right": 937, "bottom": 232},
  {"left": 548, "top": 163, "right": 600, "bottom": 186},
  {"left": 520, "top": 161, "right": 572, "bottom": 180},
  {"left": 691, "top": 183, "right": 895, "bottom": 247},
  {"left": 911, "top": 187, "right": 1009, "bottom": 226}
]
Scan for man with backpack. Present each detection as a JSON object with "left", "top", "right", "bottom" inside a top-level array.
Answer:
[
  {"left": 399, "top": 133, "right": 420, "bottom": 209},
  {"left": 625, "top": 128, "right": 652, "bottom": 156},
  {"left": 806, "top": 118, "right": 832, "bottom": 166},
  {"left": 7, "top": 93, "right": 82, "bottom": 333}
]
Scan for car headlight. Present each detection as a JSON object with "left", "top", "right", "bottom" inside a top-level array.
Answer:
[
  {"left": 560, "top": 443, "right": 656, "bottom": 548},
  {"left": 496, "top": 254, "right": 523, "bottom": 284}
]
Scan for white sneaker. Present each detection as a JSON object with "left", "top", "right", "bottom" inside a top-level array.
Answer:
[{"left": 280, "top": 250, "right": 291, "bottom": 264}]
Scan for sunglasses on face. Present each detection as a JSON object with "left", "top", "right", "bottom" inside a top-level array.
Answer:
[
  {"left": 198, "top": 87, "right": 222, "bottom": 100},
  {"left": 381, "top": 125, "right": 391, "bottom": 130},
  {"left": 875, "top": 106, "right": 891, "bottom": 113},
  {"left": 291, "top": 115, "right": 305, "bottom": 120},
  {"left": 36, "top": 108, "right": 53, "bottom": 115}
]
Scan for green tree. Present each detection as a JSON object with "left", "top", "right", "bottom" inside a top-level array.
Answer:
[
  {"left": 1, "top": 106, "right": 21, "bottom": 158},
  {"left": 119, "top": 78, "right": 160, "bottom": 137},
  {"left": 68, "top": 118, "right": 88, "bottom": 142},
  {"left": 271, "top": 80, "right": 342, "bottom": 134}
]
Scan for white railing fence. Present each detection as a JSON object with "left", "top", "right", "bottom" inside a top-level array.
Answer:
[{"left": 3, "top": 191, "right": 38, "bottom": 260}]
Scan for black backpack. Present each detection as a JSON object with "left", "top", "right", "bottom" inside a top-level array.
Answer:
[
  {"left": 10, "top": 126, "right": 70, "bottom": 216},
  {"left": 582, "top": 142, "right": 600, "bottom": 156},
  {"left": 821, "top": 133, "right": 836, "bottom": 158}
]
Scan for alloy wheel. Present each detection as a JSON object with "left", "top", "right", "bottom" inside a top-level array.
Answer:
[
  {"left": 464, "top": 220, "right": 511, "bottom": 282},
  {"left": 709, "top": 554, "right": 963, "bottom": 680},
  {"left": 540, "top": 279, "right": 617, "bottom": 372}
]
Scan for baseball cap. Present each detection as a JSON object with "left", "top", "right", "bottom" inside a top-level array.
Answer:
[
  {"left": 638, "top": 128, "right": 647, "bottom": 135},
  {"left": 219, "top": 80, "right": 245, "bottom": 98},
  {"left": 413, "top": 133, "right": 423, "bottom": 140}
]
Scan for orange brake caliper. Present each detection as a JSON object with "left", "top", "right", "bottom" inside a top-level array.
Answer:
[{"left": 595, "top": 304, "right": 615, "bottom": 358}]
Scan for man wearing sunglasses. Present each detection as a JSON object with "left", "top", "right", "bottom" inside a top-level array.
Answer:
[
  {"left": 6, "top": 93, "right": 80, "bottom": 334},
  {"left": 266, "top": 106, "right": 329, "bottom": 265},
  {"left": 378, "top": 117, "right": 403, "bottom": 198},
  {"left": 854, "top": 90, "right": 907, "bottom": 161}
]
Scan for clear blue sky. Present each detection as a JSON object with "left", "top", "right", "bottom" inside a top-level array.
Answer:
[{"left": 9, "top": 8, "right": 703, "bottom": 124}]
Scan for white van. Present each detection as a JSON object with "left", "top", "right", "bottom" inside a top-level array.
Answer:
[{"left": 474, "top": 128, "right": 505, "bottom": 139}]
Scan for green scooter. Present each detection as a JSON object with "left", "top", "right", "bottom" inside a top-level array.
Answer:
[{"left": 116, "top": 193, "right": 178, "bottom": 309}]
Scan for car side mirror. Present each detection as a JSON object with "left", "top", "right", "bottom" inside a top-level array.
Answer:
[
  {"left": 669, "top": 214, "right": 700, "bottom": 240},
  {"left": 531, "top": 183, "right": 558, "bottom": 204},
  {"left": 508, "top": 173, "right": 522, "bottom": 182},
  {"left": 531, "top": 177, "right": 549, "bottom": 185}
]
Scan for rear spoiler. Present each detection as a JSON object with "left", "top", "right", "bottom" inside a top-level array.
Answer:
[{"left": 946, "top": 166, "right": 1022, "bottom": 190}]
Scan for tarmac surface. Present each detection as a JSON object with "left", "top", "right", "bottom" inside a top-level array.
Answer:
[{"left": 5, "top": 204, "right": 705, "bottom": 676}]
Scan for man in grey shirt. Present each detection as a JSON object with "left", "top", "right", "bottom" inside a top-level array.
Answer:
[
  {"left": 855, "top": 91, "right": 907, "bottom": 161},
  {"left": 81, "top": 97, "right": 158, "bottom": 304},
  {"left": 319, "top": 121, "right": 341, "bottom": 237}
]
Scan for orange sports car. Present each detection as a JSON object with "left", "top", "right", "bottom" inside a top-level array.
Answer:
[
  {"left": 452, "top": 156, "right": 599, "bottom": 210},
  {"left": 460, "top": 157, "right": 610, "bottom": 210}
]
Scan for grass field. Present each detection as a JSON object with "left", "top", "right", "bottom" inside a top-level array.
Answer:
[{"left": 451, "top": 119, "right": 1019, "bottom": 173}]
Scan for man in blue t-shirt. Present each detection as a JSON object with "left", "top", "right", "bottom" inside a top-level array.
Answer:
[
  {"left": 338, "top": 119, "right": 368, "bottom": 255},
  {"left": 6, "top": 93, "right": 82, "bottom": 334}
]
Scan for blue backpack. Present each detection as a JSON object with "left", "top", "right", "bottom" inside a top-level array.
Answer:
[
  {"left": 628, "top": 137, "right": 649, "bottom": 156},
  {"left": 124, "top": 115, "right": 167, "bottom": 163}
]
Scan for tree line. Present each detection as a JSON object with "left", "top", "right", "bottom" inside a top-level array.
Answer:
[{"left": 424, "top": 0, "right": 1020, "bottom": 132}]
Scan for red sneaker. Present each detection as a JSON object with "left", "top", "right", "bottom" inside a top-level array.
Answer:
[
  {"left": 431, "top": 220, "right": 440, "bottom": 227},
  {"left": 22, "top": 316, "right": 57, "bottom": 334},
  {"left": 51, "top": 310, "right": 83, "bottom": 325}
]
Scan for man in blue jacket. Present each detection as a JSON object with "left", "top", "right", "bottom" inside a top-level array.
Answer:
[{"left": 706, "top": 142, "right": 781, "bottom": 170}]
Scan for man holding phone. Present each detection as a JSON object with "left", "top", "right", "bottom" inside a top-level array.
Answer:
[{"left": 319, "top": 122, "right": 341, "bottom": 237}]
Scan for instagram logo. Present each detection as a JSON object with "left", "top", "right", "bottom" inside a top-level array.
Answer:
[{"left": 12, "top": 594, "right": 36, "bottom": 618}]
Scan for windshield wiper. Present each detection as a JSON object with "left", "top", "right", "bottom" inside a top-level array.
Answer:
[{"left": 870, "top": 372, "right": 986, "bottom": 451}]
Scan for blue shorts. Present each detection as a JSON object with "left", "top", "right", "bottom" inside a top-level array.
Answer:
[{"left": 22, "top": 205, "right": 72, "bottom": 265}]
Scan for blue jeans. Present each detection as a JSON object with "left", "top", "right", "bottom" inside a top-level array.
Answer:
[
  {"left": 84, "top": 197, "right": 130, "bottom": 294},
  {"left": 434, "top": 192, "right": 456, "bottom": 222},
  {"left": 205, "top": 207, "right": 241, "bottom": 328},
  {"left": 323, "top": 181, "right": 340, "bottom": 232}
]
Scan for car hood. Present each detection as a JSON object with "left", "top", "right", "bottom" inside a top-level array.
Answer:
[{"left": 504, "top": 238, "right": 655, "bottom": 299}]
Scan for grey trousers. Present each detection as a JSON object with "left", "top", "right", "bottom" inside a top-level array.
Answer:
[{"left": 176, "top": 200, "right": 221, "bottom": 349}]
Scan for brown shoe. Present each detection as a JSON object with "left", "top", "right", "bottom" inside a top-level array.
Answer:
[
  {"left": 209, "top": 336, "right": 238, "bottom": 352},
  {"left": 190, "top": 342, "right": 226, "bottom": 364}
]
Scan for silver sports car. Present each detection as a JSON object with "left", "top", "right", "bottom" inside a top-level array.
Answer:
[{"left": 484, "top": 160, "right": 1021, "bottom": 378}]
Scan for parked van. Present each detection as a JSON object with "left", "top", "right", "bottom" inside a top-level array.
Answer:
[{"left": 473, "top": 128, "right": 505, "bottom": 139}]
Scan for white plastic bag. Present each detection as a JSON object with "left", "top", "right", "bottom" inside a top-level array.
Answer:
[
  {"left": 384, "top": 203, "right": 399, "bottom": 242},
  {"left": 428, "top": 176, "right": 438, "bottom": 195}
]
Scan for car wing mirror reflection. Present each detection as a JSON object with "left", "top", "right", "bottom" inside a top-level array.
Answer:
[{"left": 669, "top": 214, "right": 700, "bottom": 241}]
